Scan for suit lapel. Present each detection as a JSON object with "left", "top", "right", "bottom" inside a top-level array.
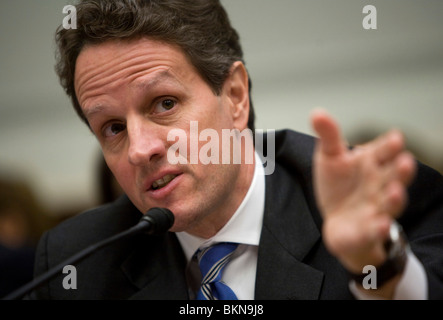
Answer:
[
  {"left": 255, "top": 162, "right": 324, "bottom": 299},
  {"left": 120, "top": 232, "right": 189, "bottom": 300}
]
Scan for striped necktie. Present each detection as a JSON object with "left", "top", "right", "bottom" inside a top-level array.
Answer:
[{"left": 195, "top": 242, "right": 239, "bottom": 300}]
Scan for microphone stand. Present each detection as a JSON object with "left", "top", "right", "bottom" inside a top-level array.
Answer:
[{"left": 3, "top": 208, "right": 173, "bottom": 300}]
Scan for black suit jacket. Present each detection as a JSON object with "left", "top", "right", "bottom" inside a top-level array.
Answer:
[{"left": 28, "top": 130, "right": 443, "bottom": 299}]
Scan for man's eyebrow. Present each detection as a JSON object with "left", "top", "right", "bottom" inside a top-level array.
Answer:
[
  {"left": 132, "top": 69, "right": 186, "bottom": 91},
  {"left": 84, "top": 103, "right": 107, "bottom": 120}
]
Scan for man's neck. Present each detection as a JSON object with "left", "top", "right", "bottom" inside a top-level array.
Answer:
[{"left": 186, "top": 160, "right": 256, "bottom": 239}]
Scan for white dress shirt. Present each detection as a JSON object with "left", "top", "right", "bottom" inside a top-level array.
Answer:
[
  {"left": 176, "top": 152, "right": 265, "bottom": 300},
  {"left": 176, "top": 152, "right": 427, "bottom": 300}
]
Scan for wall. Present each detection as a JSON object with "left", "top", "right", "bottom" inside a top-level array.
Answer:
[{"left": 0, "top": 0, "right": 442, "bottom": 215}]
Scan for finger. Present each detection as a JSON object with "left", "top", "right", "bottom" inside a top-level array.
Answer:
[
  {"left": 381, "top": 180, "right": 408, "bottom": 218},
  {"left": 395, "top": 151, "right": 417, "bottom": 186},
  {"left": 372, "top": 129, "right": 405, "bottom": 165},
  {"left": 375, "top": 150, "right": 416, "bottom": 191},
  {"left": 373, "top": 152, "right": 415, "bottom": 217},
  {"left": 311, "top": 109, "right": 347, "bottom": 156},
  {"left": 383, "top": 153, "right": 416, "bottom": 217},
  {"left": 376, "top": 150, "right": 416, "bottom": 197}
]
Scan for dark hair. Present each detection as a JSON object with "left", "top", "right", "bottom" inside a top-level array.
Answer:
[
  {"left": 97, "top": 152, "right": 124, "bottom": 204},
  {"left": 55, "top": 0, "right": 255, "bottom": 132}
]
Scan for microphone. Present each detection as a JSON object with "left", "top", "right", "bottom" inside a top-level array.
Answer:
[{"left": 3, "top": 207, "right": 174, "bottom": 300}]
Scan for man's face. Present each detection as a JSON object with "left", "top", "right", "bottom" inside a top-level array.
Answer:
[{"left": 74, "top": 38, "right": 253, "bottom": 237}]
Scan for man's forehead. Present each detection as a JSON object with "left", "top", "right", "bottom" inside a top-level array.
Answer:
[
  {"left": 75, "top": 38, "right": 194, "bottom": 108},
  {"left": 75, "top": 38, "right": 189, "bottom": 82}
]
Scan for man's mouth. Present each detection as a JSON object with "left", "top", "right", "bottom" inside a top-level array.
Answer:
[{"left": 151, "top": 174, "right": 177, "bottom": 190}]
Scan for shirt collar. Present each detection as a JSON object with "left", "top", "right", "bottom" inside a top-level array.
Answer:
[{"left": 176, "top": 151, "right": 266, "bottom": 262}]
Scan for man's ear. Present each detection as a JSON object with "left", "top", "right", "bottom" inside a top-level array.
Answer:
[{"left": 224, "top": 61, "right": 250, "bottom": 131}]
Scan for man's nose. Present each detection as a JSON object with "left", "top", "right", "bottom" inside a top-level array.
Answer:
[{"left": 127, "top": 119, "right": 166, "bottom": 166}]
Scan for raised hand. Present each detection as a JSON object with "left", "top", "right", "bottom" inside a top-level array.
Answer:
[{"left": 310, "top": 109, "right": 416, "bottom": 276}]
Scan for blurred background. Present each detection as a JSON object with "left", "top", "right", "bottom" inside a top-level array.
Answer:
[{"left": 0, "top": 1, "right": 442, "bottom": 292}]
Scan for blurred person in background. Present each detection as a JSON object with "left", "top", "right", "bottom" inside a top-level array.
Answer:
[{"left": 0, "top": 177, "right": 52, "bottom": 298}]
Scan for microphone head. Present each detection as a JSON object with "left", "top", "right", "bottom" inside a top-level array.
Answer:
[{"left": 141, "top": 207, "right": 175, "bottom": 235}]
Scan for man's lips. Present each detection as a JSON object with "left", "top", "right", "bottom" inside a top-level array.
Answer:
[{"left": 144, "top": 170, "right": 183, "bottom": 192}]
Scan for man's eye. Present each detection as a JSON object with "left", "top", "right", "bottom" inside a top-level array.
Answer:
[
  {"left": 154, "top": 98, "right": 177, "bottom": 113},
  {"left": 103, "top": 123, "right": 126, "bottom": 137}
]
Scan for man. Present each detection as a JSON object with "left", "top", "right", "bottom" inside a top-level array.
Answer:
[{"left": 28, "top": 0, "right": 443, "bottom": 300}]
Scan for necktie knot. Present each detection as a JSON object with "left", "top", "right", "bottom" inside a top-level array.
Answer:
[{"left": 195, "top": 242, "right": 239, "bottom": 300}]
